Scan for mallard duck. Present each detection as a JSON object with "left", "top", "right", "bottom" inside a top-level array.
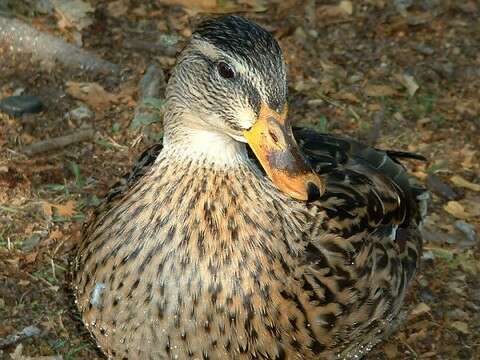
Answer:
[{"left": 73, "top": 16, "right": 427, "bottom": 360}]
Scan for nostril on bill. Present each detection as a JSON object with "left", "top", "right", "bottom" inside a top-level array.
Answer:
[
  {"left": 268, "top": 130, "right": 279, "bottom": 143},
  {"left": 306, "top": 181, "right": 320, "bottom": 202}
]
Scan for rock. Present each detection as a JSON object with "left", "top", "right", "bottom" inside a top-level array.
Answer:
[
  {"left": 421, "top": 229, "right": 457, "bottom": 245},
  {"left": 431, "top": 62, "right": 455, "bottom": 79},
  {"left": 465, "top": 301, "right": 480, "bottom": 312},
  {"left": 131, "top": 64, "right": 166, "bottom": 131},
  {"left": 421, "top": 249, "right": 435, "bottom": 260},
  {"left": 67, "top": 104, "right": 94, "bottom": 122},
  {"left": 446, "top": 308, "right": 469, "bottom": 321},
  {"left": 0, "top": 95, "right": 44, "bottom": 117},
  {"left": 454, "top": 220, "right": 477, "bottom": 243},
  {"left": 426, "top": 174, "right": 458, "bottom": 200},
  {"left": 413, "top": 43, "right": 435, "bottom": 55},
  {"left": 0, "top": 325, "right": 41, "bottom": 348},
  {"left": 35, "top": 0, "right": 54, "bottom": 14},
  {"left": 138, "top": 65, "right": 165, "bottom": 99},
  {"left": 394, "top": 0, "right": 413, "bottom": 15},
  {"left": 123, "top": 33, "right": 182, "bottom": 57},
  {"left": 419, "top": 0, "right": 441, "bottom": 11},
  {"left": 419, "top": 287, "right": 435, "bottom": 303},
  {"left": 157, "top": 34, "right": 182, "bottom": 56}
]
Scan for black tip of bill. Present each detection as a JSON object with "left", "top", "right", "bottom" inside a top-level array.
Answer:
[{"left": 306, "top": 181, "right": 321, "bottom": 202}]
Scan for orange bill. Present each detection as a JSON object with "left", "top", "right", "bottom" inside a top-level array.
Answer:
[{"left": 244, "top": 103, "right": 324, "bottom": 201}]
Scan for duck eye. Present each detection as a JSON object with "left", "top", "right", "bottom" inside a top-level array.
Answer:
[{"left": 217, "top": 61, "right": 235, "bottom": 79}]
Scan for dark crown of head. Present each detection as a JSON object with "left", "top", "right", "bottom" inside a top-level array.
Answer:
[
  {"left": 193, "top": 16, "right": 287, "bottom": 112},
  {"left": 193, "top": 16, "right": 283, "bottom": 66}
]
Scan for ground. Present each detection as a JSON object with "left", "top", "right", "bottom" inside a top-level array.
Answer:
[{"left": 0, "top": 0, "right": 479, "bottom": 359}]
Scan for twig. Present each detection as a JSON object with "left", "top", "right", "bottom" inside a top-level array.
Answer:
[
  {"left": 0, "top": 16, "right": 119, "bottom": 75},
  {"left": 21, "top": 128, "right": 94, "bottom": 156},
  {"left": 317, "top": 93, "right": 360, "bottom": 121},
  {"left": 25, "top": 272, "right": 59, "bottom": 292}
]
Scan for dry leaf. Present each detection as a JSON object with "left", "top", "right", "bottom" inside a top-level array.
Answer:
[
  {"left": 395, "top": 73, "right": 419, "bottom": 96},
  {"left": 459, "top": 146, "right": 476, "bottom": 169},
  {"left": 450, "top": 321, "right": 470, "bottom": 334},
  {"left": 51, "top": 0, "right": 94, "bottom": 31},
  {"left": 48, "top": 229, "right": 64, "bottom": 242},
  {"left": 18, "top": 279, "right": 31, "bottom": 286},
  {"left": 168, "top": 0, "right": 269, "bottom": 14},
  {"left": 339, "top": 1, "right": 354, "bottom": 15},
  {"left": 408, "top": 328, "right": 428, "bottom": 342},
  {"left": 410, "top": 302, "right": 431, "bottom": 318},
  {"left": 66, "top": 82, "right": 118, "bottom": 110},
  {"left": 450, "top": 175, "right": 480, "bottom": 192},
  {"left": 23, "top": 252, "right": 38, "bottom": 264},
  {"left": 41, "top": 201, "right": 53, "bottom": 218},
  {"left": 460, "top": 197, "right": 480, "bottom": 217},
  {"left": 455, "top": 99, "right": 479, "bottom": 117},
  {"left": 443, "top": 201, "right": 470, "bottom": 219},
  {"left": 237, "top": 0, "right": 268, "bottom": 12},
  {"left": 55, "top": 200, "right": 76, "bottom": 217},
  {"left": 412, "top": 171, "right": 428, "bottom": 180},
  {"left": 384, "top": 343, "right": 399, "bottom": 359},
  {"left": 364, "top": 84, "right": 398, "bottom": 97},
  {"left": 157, "top": 0, "right": 217, "bottom": 11},
  {"left": 317, "top": 1, "right": 353, "bottom": 18},
  {"left": 332, "top": 91, "right": 360, "bottom": 103},
  {"left": 107, "top": 0, "right": 129, "bottom": 17}
]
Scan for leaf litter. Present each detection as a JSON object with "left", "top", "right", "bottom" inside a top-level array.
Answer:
[{"left": 0, "top": 0, "right": 479, "bottom": 358}]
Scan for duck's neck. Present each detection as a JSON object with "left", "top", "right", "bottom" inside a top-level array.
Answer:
[{"left": 162, "top": 109, "right": 249, "bottom": 169}]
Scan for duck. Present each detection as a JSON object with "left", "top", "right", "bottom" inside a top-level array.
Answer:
[{"left": 73, "top": 15, "right": 428, "bottom": 360}]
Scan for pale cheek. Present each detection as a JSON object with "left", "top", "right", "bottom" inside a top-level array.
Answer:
[{"left": 236, "top": 107, "right": 257, "bottom": 129}]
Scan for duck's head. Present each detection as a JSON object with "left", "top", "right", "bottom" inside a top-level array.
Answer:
[{"left": 165, "top": 15, "right": 323, "bottom": 201}]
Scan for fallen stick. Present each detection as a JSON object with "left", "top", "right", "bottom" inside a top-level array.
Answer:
[
  {"left": 0, "top": 16, "right": 119, "bottom": 75},
  {"left": 21, "top": 128, "right": 94, "bottom": 156},
  {"left": 368, "top": 107, "right": 385, "bottom": 146}
]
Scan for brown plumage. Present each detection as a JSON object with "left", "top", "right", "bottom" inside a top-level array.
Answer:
[{"left": 73, "top": 16, "right": 427, "bottom": 360}]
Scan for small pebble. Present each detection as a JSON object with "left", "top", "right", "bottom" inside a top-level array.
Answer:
[
  {"left": 413, "top": 43, "right": 435, "bottom": 56},
  {"left": 12, "top": 87, "right": 25, "bottom": 96},
  {"left": 68, "top": 104, "right": 94, "bottom": 122},
  {"left": 156, "top": 34, "right": 182, "bottom": 57},
  {"left": 454, "top": 220, "right": 477, "bottom": 243},
  {"left": 21, "top": 234, "right": 42, "bottom": 252},
  {"left": 0, "top": 95, "right": 43, "bottom": 117},
  {"left": 419, "top": 287, "right": 435, "bottom": 303}
]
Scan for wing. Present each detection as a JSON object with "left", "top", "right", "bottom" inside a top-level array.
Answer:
[
  {"left": 290, "top": 127, "right": 428, "bottom": 356},
  {"left": 294, "top": 127, "right": 427, "bottom": 235}
]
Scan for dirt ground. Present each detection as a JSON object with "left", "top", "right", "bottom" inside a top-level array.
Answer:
[{"left": 0, "top": 0, "right": 479, "bottom": 359}]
